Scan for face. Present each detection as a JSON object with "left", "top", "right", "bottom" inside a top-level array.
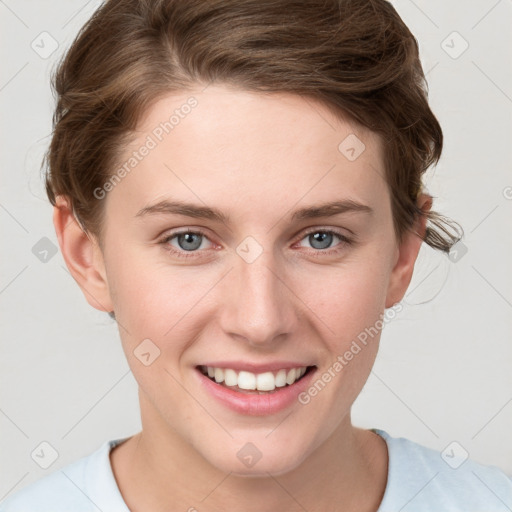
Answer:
[{"left": 83, "top": 85, "right": 406, "bottom": 475}]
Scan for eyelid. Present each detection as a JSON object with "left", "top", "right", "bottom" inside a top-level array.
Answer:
[
  {"left": 159, "top": 227, "right": 216, "bottom": 249},
  {"left": 159, "top": 226, "right": 354, "bottom": 258},
  {"left": 296, "top": 225, "right": 353, "bottom": 242},
  {"left": 292, "top": 227, "right": 353, "bottom": 254}
]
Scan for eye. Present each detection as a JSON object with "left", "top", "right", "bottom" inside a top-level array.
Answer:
[
  {"left": 159, "top": 227, "right": 353, "bottom": 260},
  {"left": 160, "top": 229, "right": 214, "bottom": 258},
  {"left": 296, "top": 228, "right": 353, "bottom": 255}
]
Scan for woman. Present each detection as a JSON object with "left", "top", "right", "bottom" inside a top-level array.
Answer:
[{"left": 2, "top": 0, "right": 511, "bottom": 510}]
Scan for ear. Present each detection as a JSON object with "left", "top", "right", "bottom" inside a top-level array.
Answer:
[
  {"left": 385, "top": 193, "right": 432, "bottom": 308},
  {"left": 53, "top": 196, "right": 113, "bottom": 313}
]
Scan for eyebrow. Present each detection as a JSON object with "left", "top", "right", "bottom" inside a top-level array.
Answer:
[{"left": 135, "top": 199, "right": 373, "bottom": 223}]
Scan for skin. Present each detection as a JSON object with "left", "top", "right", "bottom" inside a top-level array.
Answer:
[{"left": 54, "top": 84, "right": 430, "bottom": 512}]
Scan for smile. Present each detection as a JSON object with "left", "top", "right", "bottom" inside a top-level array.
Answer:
[
  {"left": 194, "top": 364, "right": 318, "bottom": 415},
  {"left": 197, "top": 365, "right": 312, "bottom": 393}
]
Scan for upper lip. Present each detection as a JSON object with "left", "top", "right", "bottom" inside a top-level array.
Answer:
[{"left": 197, "top": 361, "right": 316, "bottom": 373}]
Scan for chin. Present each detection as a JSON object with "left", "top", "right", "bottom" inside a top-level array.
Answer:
[{"left": 206, "top": 443, "right": 307, "bottom": 477}]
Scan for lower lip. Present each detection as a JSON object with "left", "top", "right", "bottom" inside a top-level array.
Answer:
[{"left": 194, "top": 366, "right": 317, "bottom": 416}]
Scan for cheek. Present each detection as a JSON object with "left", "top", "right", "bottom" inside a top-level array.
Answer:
[
  {"left": 296, "top": 258, "right": 392, "bottom": 414},
  {"left": 106, "top": 229, "right": 394, "bottom": 353},
  {"left": 104, "top": 250, "right": 225, "bottom": 376},
  {"left": 104, "top": 255, "right": 201, "bottom": 403},
  {"left": 106, "top": 249, "right": 197, "bottom": 329},
  {"left": 304, "top": 255, "right": 391, "bottom": 342}
]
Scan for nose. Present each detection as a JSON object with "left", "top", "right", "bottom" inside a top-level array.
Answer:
[{"left": 218, "top": 246, "right": 297, "bottom": 348}]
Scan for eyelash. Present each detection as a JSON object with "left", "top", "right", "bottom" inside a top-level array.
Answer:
[{"left": 159, "top": 228, "right": 353, "bottom": 259}]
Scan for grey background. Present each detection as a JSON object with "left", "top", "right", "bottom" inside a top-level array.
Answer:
[{"left": 1, "top": 0, "right": 511, "bottom": 499}]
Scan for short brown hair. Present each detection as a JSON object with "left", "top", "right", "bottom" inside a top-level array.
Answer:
[{"left": 44, "top": 0, "right": 463, "bottom": 251}]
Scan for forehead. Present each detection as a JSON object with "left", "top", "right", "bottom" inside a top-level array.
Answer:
[{"left": 107, "top": 85, "right": 389, "bottom": 222}]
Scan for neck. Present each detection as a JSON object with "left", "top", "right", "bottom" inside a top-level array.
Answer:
[{"left": 110, "top": 394, "right": 388, "bottom": 512}]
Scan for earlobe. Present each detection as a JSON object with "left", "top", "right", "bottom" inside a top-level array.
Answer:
[
  {"left": 384, "top": 194, "right": 432, "bottom": 308},
  {"left": 53, "top": 196, "right": 113, "bottom": 313}
]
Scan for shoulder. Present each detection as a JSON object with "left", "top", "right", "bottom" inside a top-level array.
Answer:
[
  {"left": 373, "top": 428, "right": 512, "bottom": 512},
  {"left": 0, "top": 439, "right": 129, "bottom": 512}
]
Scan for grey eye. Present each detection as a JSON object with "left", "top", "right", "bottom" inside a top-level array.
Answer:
[
  {"left": 176, "top": 232, "right": 204, "bottom": 251},
  {"left": 307, "top": 232, "right": 335, "bottom": 250}
]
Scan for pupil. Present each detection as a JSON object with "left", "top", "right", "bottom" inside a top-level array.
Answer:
[
  {"left": 179, "top": 233, "right": 202, "bottom": 251},
  {"left": 311, "top": 232, "right": 332, "bottom": 250}
]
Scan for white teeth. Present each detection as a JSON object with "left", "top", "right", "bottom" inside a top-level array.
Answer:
[
  {"left": 202, "top": 365, "right": 309, "bottom": 391},
  {"left": 286, "top": 368, "right": 297, "bottom": 385},
  {"left": 238, "top": 371, "right": 256, "bottom": 390},
  {"left": 214, "top": 367, "right": 224, "bottom": 383},
  {"left": 275, "top": 369, "right": 287, "bottom": 387},
  {"left": 256, "top": 372, "right": 275, "bottom": 391},
  {"left": 224, "top": 368, "right": 238, "bottom": 387}
]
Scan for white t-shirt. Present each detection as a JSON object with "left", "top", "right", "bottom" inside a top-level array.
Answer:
[{"left": 2, "top": 428, "right": 511, "bottom": 511}]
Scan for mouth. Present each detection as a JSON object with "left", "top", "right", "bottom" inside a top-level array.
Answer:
[
  {"left": 195, "top": 364, "right": 317, "bottom": 394},
  {"left": 194, "top": 363, "right": 319, "bottom": 415}
]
